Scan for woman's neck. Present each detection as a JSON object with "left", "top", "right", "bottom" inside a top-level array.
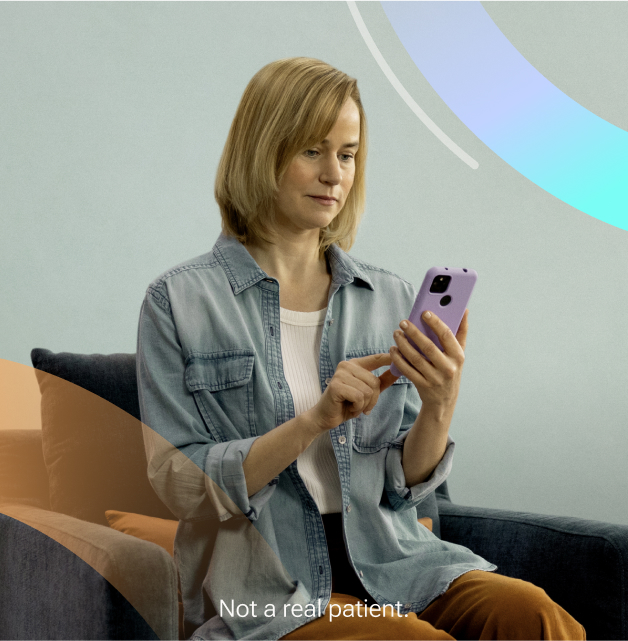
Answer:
[{"left": 244, "top": 233, "right": 331, "bottom": 312}]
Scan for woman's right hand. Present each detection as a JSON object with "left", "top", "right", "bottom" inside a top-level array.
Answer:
[
  {"left": 244, "top": 353, "right": 396, "bottom": 496},
  {"left": 306, "top": 353, "right": 394, "bottom": 433}
]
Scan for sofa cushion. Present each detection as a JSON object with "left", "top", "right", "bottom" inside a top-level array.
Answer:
[{"left": 31, "top": 349, "right": 176, "bottom": 525}]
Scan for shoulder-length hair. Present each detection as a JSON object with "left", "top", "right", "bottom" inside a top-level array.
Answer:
[{"left": 215, "top": 57, "right": 367, "bottom": 256}]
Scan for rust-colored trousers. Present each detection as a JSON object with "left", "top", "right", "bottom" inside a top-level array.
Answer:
[{"left": 281, "top": 570, "right": 586, "bottom": 640}]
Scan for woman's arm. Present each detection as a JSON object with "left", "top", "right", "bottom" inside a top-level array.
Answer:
[
  {"left": 388, "top": 309, "right": 468, "bottom": 488},
  {"left": 139, "top": 283, "right": 394, "bottom": 514},
  {"left": 242, "top": 352, "right": 393, "bottom": 496}
]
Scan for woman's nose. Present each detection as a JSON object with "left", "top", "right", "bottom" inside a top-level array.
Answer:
[{"left": 320, "top": 158, "right": 342, "bottom": 185}]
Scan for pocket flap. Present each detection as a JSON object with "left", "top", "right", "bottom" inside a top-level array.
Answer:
[{"left": 185, "top": 351, "right": 254, "bottom": 392}]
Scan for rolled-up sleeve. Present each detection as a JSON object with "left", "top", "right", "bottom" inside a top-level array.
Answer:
[
  {"left": 205, "top": 438, "right": 278, "bottom": 521},
  {"left": 137, "top": 286, "right": 277, "bottom": 523},
  {"left": 384, "top": 433, "right": 455, "bottom": 511},
  {"left": 382, "top": 377, "right": 455, "bottom": 511}
]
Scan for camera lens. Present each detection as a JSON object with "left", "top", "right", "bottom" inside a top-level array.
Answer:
[
  {"left": 429, "top": 275, "right": 451, "bottom": 294},
  {"left": 440, "top": 295, "right": 452, "bottom": 306}
]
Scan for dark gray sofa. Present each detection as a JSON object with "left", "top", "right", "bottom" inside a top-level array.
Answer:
[{"left": 1, "top": 349, "right": 627, "bottom": 640}]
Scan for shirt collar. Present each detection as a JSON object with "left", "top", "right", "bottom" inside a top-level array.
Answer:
[{"left": 213, "top": 233, "right": 374, "bottom": 295}]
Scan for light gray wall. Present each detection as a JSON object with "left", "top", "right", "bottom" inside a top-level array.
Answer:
[{"left": 2, "top": 2, "right": 627, "bottom": 525}]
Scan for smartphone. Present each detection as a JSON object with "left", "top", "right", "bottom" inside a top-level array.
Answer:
[{"left": 390, "top": 267, "right": 477, "bottom": 377}]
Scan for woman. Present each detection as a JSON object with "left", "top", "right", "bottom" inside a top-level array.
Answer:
[{"left": 137, "top": 57, "right": 584, "bottom": 640}]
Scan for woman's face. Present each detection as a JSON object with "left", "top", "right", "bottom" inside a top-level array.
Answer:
[{"left": 273, "top": 98, "right": 360, "bottom": 237}]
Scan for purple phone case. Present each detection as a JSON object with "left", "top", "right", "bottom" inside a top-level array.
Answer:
[{"left": 390, "top": 267, "right": 477, "bottom": 377}]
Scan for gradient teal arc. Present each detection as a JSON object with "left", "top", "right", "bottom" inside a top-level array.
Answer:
[{"left": 381, "top": 1, "right": 628, "bottom": 230}]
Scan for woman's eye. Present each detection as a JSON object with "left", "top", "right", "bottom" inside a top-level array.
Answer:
[
  {"left": 304, "top": 149, "right": 319, "bottom": 158},
  {"left": 340, "top": 154, "right": 354, "bottom": 162}
]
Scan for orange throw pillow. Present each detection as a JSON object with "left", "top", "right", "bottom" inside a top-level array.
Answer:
[{"left": 105, "top": 510, "right": 178, "bottom": 557}]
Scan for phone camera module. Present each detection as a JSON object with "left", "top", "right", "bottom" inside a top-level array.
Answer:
[
  {"left": 429, "top": 275, "right": 451, "bottom": 294},
  {"left": 440, "top": 295, "right": 452, "bottom": 307}
]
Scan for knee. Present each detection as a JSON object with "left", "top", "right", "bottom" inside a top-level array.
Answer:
[
  {"left": 484, "top": 577, "right": 585, "bottom": 640},
  {"left": 492, "top": 576, "right": 548, "bottom": 611}
]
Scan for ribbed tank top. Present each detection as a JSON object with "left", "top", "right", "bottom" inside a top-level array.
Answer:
[{"left": 280, "top": 306, "right": 342, "bottom": 514}]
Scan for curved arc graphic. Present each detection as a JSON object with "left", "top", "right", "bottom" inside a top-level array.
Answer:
[
  {"left": 347, "top": 1, "right": 479, "bottom": 170},
  {"left": 380, "top": 1, "right": 628, "bottom": 231}
]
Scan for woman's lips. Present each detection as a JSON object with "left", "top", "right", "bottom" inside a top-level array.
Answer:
[{"left": 308, "top": 196, "right": 337, "bottom": 205}]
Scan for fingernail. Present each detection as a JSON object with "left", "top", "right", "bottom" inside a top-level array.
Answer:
[
  {"left": 423, "top": 311, "right": 431, "bottom": 319},
  {"left": 400, "top": 320, "right": 408, "bottom": 329},
  {"left": 365, "top": 410, "right": 372, "bottom": 415}
]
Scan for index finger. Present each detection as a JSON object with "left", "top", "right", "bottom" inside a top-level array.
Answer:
[
  {"left": 378, "top": 369, "right": 398, "bottom": 393},
  {"left": 349, "top": 352, "right": 393, "bottom": 372}
]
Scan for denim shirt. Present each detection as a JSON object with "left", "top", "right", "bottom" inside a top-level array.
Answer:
[{"left": 136, "top": 233, "right": 496, "bottom": 641}]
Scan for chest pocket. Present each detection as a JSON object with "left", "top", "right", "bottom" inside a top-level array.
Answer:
[
  {"left": 184, "top": 350, "right": 256, "bottom": 442},
  {"left": 346, "top": 348, "right": 413, "bottom": 453}
]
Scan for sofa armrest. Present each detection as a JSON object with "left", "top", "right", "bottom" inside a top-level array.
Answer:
[
  {"left": 0, "top": 504, "right": 178, "bottom": 640},
  {"left": 438, "top": 499, "right": 628, "bottom": 640}
]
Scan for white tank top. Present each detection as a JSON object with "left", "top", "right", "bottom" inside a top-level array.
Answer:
[{"left": 280, "top": 306, "right": 342, "bottom": 514}]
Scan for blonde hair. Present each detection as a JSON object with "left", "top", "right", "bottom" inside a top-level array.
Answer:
[{"left": 215, "top": 57, "right": 367, "bottom": 255}]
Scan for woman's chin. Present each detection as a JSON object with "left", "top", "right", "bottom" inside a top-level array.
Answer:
[{"left": 273, "top": 215, "right": 339, "bottom": 237}]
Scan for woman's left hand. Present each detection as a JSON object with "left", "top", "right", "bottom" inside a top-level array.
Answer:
[{"left": 388, "top": 309, "right": 468, "bottom": 412}]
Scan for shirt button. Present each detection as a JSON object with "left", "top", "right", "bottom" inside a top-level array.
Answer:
[
  {"left": 324, "top": 377, "right": 332, "bottom": 385},
  {"left": 346, "top": 504, "right": 352, "bottom": 513},
  {"left": 359, "top": 571, "right": 364, "bottom": 578},
  {"left": 405, "top": 603, "right": 412, "bottom": 609},
  {"left": 264, "top": 278, "right": 273, "bottom": 282},
  {"left": 338, "top": 436, "right": 346, "bottom": 445},
  {"left": 329, "top": 319, "right": 334, "bottom": 325}
]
